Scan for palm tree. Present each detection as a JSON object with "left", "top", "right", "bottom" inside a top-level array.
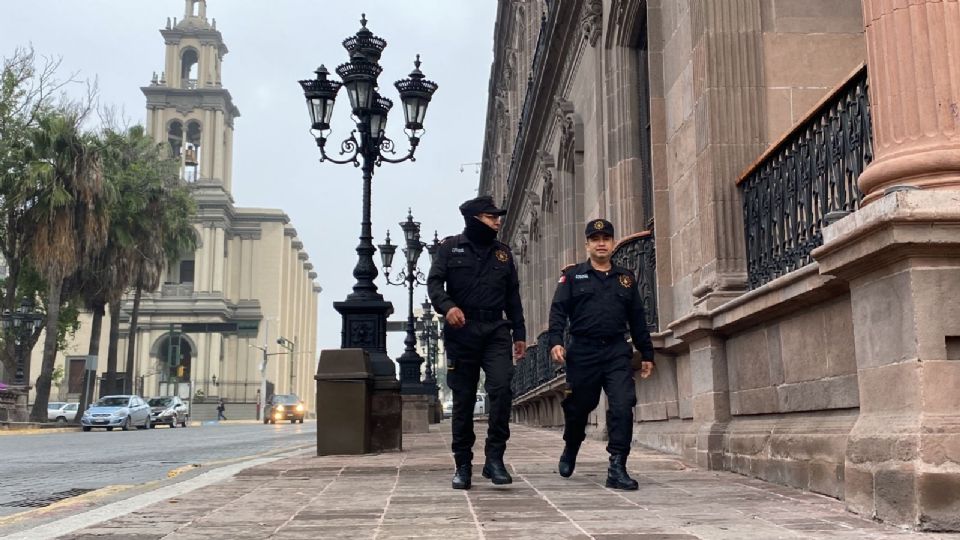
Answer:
[
  {"left": 24, "top": 112, "right": 108, "bottom": 422},
  {"left": 93, "top": 126, "right": 196, "bottom": 395},
  {"left": 123, "top": 173, "right": 197, "bottom": 393}
]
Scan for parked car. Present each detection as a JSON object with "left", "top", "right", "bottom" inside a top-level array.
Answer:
[
  {"left": 48, "top": 402, "right": 78, "bottom": 423},
  {"left": 46, "top": 402, "right": 67, "bottom": 421},
  {"left": 148, "top": 396, "right": 189, "bottom": 428},
  {"left": 81, "top": 395, "right": 151, "bottom": 431},
  {"left": 264, "top": 394, "right": 305, "bottom": 424}
]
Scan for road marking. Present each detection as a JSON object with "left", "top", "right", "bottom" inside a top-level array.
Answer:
[{"left": 1, "top": 456, "right": 280, "bottom": 540}]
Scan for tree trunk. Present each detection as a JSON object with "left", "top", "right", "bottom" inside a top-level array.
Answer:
[
  {"left": 106, "top": 301, "right": 122, "bottom": 394},
  {"left": 75, "top": 301, "right": 105, "bottom": 419},
  {"left": 124, "top": 282, "right": 142, "bottom": 395},
  {"left": 29, "top": 278, "right": 63, "bottom": 422}
]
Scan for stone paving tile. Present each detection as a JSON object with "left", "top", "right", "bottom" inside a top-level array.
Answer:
[{"left": 56, "top": 424, "right": 960, "bottom": 539}]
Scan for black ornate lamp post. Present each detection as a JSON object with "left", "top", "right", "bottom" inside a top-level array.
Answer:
[
  {"left": 299, "top": 14, "right": 438, "bottom": 387},
  {"left": 419, "top": 299, "right": 440, "bottom": 389},
  {"left": 378, "top": 209, "right": 431, "bottom": 395},
  {"left": 0, "top": 297, "right": 44, "bottom": 386}
]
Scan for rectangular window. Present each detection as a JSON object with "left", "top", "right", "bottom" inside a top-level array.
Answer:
[{"left": 179, "top": 260, "right": 195, "bottom": 283}]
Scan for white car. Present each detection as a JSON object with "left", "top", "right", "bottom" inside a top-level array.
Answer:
[{"left": 48, "top": 403, "right": 79, "bottom": 423}]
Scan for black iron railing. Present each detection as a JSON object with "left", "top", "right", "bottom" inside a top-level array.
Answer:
[
  {"left": 512, "top": 332, "right": 560, "bottom": 398},
  {"left": 612, "top": 231, "right": 659, "bottom": 333},
  {"left": 739, "top": 66, "right": 872, "bottom": 290}
]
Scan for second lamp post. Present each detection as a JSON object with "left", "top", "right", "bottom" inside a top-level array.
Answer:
[{"left": 379, "top": 210, "right": 441, "bottom": 394}]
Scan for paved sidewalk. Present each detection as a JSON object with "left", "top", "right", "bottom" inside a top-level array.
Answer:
[{"left": 57, "top": 424, "right": 956, "bottom": 540}]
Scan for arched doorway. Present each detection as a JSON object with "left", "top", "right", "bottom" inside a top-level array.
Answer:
[{"left": 155, "top": 333, "right": 194, "bottom": 397}]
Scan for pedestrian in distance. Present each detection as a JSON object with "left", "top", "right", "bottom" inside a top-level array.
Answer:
[
  {"left": 428, "top": 195, "right": 527, "bottom": 490},
  {"left": 547, "top": 218, "right": 655, "bottom": 490},
  {"left": 217, "top": 398, "right": 227, "bottom": 421}
]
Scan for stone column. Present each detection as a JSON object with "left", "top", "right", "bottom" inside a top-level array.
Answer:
[
  {"left": 857, "top": 0, "right": 960, "bottom": 204},
  {"left": 814, "top": 189, "right": 960, "bottom": 530},
  {"left": 669, "top": 313, "right": 729, "bottom": 469},
  {"left": 687, "top": 0, "right": 767, "bottom": 309}
]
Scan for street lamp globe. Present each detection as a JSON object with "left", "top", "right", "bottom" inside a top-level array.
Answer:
[
  {"left": 395, "top": 55, "right": 438, "bottom": 134},
  {"left": 299, "top": 65, "right": 342, "bottom": 132},
  {"left": 378, "top": 231, "right": 397, "bottom": 275}
]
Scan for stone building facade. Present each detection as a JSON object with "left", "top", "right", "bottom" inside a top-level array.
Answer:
[
  {"left": 485, "top": 0, "right": 960, "bottom": 530},
  {"left": 27, "top": 0, "right": 321, "bottom": 418}
]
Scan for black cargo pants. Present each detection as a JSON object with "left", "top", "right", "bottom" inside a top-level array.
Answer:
[
  {"left": 445, "top": 321, "right": 514, "bottom": 466},
  {"left": 561, "top": 336, "right": 637, "bottom": 456}
]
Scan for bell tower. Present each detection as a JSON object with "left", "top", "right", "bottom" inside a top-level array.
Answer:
[{"left": 142, "top": 0, "right": 239, "bottom": 192}]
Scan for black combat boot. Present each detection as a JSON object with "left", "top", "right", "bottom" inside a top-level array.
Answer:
[
  {"left": 452, "top": 463, "right": 472, "bottom": 490},
  {"left": 481, "top": 457, "right": 513, "bottom": 485},
  {"left": 605, "top": 454, "right": 638, "bottom": 490},
  {"left": 558, "top": 443, "right": 580, "bottom": 478}
]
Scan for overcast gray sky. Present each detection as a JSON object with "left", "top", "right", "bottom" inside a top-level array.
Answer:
[{"left": 1, "top": 1, "right": 496, "bottom": 360}]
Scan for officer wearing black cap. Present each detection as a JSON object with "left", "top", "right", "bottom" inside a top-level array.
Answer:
[
  {"left": 547, "top": 218, "right": 655, "bottom": 490},
  {"left": 428, "top": 195, "right": 527, "bottom": 490}
]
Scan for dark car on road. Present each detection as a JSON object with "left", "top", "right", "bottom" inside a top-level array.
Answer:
[
  {"left": 264, "top": 394, "right": 305, "bottom": 424},
  {"left": 148, "top": 396, "right": 189, "bottom": 428}
]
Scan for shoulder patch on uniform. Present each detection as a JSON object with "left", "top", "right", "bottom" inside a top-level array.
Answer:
[
  {"left": 495, "top": 249, "right": 509, "bottom": 263},
  {"left": 558, "top": 275, "right": 567, "bottom": 283},
  {"left": 619, "top": 274, "right": 634, "bottom": 288}
]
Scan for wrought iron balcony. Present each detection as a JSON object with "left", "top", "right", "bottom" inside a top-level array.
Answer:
[
  {"left": 612, "top": 231, "right": 659, "bottom": 333},
  {"left": 739, "top": 66, "right": 872, "bottom": 290},
  {"left": 511, "top": 332, "right": 559, "bottom": 398}
]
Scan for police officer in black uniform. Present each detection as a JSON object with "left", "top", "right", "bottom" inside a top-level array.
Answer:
[
  {"left": 428, "top": 195, "right": 527, "bottom": 490},
  {"left": 547, "top": 219, "right": 655, "bottom": 490}
]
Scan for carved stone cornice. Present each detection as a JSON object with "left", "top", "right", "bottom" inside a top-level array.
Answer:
[{"left": 581, "top": 0, "right": 603, "bottom": 47}]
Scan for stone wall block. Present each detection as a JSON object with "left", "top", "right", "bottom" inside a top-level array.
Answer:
[
  {"left": 809, "top": 460, "right": 845, "bottom": 499},
  {"left": 918, "top": 472, "right": 960, "bottom": 531},
  {"left": 919, "top": 432, "right": 960, "bottom": 467},
  {"left": 922, "top": 361, "right": 960, "bottom": 413},
  {"left": 858, "top": 362, "right": 920, "bottom": 414},
  {"left": 725, "top": 327, "right": 770, "bottom": 391},
  {"left": 823, "top": 296, "right": 858, "bottom": 377},
  {"left": 912, "top": 267, "right": 960, "bottom": 362},
  {"left": 730, "top": 387, "right": 778, "bottom": 415},
  {"left": 846, "top": 433, "right": 919, "bottom": 465},
  {"left": 779, "top": 307, "right": 829, "bottom": 383},
  {"left": 776, "top": 375, "right": 860, "bottom": 413},
  {"left": 875, "top": 466, "right": 919, "bottom": 526},
  {"left": 844, "top": 465, "right": 876, "bottom": 517}
]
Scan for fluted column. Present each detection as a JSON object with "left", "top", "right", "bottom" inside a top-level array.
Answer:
[
  {"left": 688, "top": 0, "right": 766, "bottom": 308},
  {"left": 858, "top": 0, "right": 960, "bottom": 203}
]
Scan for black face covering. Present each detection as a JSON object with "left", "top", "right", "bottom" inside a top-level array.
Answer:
[{"left": 463, "top": 216, "right": 498, "bottom": 245}]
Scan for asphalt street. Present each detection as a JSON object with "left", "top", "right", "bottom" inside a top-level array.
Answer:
[{"left": 0, "top": 421, "right": 316, "bottom": 519}]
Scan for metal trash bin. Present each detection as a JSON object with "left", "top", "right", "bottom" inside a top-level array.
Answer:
[{"left": 315, "top": 348, "right": 374, "bottom": 455}]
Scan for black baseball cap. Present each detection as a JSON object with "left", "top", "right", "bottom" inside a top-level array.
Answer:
[
  {"left": 459, "top": 195, "right": 507, "bottom": 217},
  {"left": 585, "top": 218, "right": 615, "bottom": 238}
]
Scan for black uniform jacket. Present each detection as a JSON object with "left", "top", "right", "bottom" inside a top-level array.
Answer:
[
  {"left": 547, "top": 261, "right": 654, "bottom": 361},
  {"left": 427, "top": 234, "right": 526, "bottom": 342}
]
